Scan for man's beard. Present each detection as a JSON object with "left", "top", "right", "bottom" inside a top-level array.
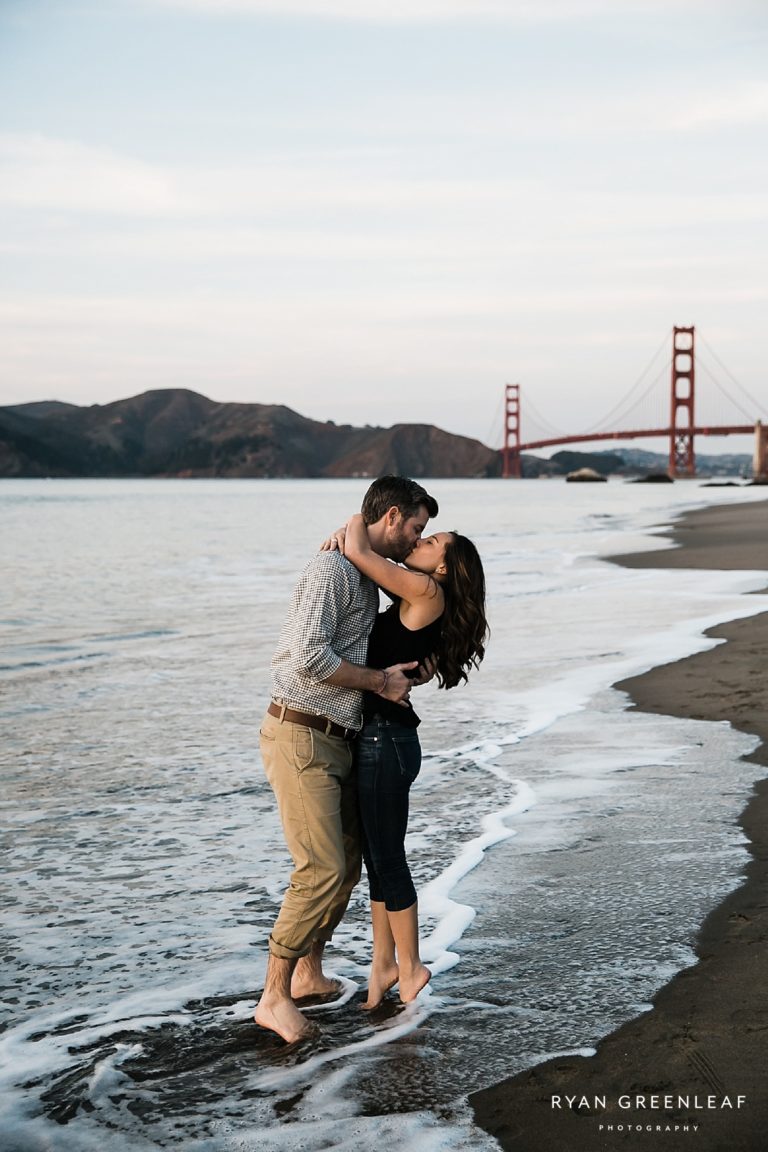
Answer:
[{"left": 388, "top": 526, "right": 414, "bottom": 563}]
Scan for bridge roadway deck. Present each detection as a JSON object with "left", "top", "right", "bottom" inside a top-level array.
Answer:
[{"left": 519, "top": 425, "right": 755, "bottom": 452}]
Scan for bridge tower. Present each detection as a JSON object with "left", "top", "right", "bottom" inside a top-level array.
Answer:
[
  {"left": 502, "top": 383, "right": 521, "bottom": 478},
  {"left": 669, "top": 326, "right": 696, "bottom": 477},
  {"left": 755, "top": 420, "right": 768, "bottom": 481}
]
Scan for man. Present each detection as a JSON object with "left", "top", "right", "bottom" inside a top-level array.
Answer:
[{"left": 254, "top": 476, "right": 439, "bottom": 1044}]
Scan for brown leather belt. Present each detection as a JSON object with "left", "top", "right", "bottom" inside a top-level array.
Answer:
[{"left": 267, "top": 701, "right": 357, "bottom": 742}]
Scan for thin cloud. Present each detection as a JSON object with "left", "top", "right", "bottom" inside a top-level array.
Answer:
[
  {"left": 4, "top": 130, "right": 766, "bottom": 232},
  {"left": 0, "top": 130, "right": 548, "bottom": 221},
  {"left": 144, "top": 0, "right": 721, "bottom": 23},
  {"left": 668, "top": 81, "right": 768, "bottom": 131},
  {"left": 0, "top": 134, "right": 182, "bottom": 217}
]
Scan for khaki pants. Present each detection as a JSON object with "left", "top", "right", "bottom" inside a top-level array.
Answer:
[{"left": 259, "top": 711, "right": 361, "bottom": 960}]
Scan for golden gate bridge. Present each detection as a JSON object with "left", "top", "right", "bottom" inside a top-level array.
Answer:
[{"left": 500, "top": 326, "right": 768, "bottom": 479}]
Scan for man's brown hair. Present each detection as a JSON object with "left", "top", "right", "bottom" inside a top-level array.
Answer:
[{"left": 360, "top": 475, "right": 438, "bottom": 524}]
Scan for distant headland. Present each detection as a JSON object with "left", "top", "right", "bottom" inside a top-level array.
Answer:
[{"left": 0, "top": 389, "right": 753, "bottom": 480}]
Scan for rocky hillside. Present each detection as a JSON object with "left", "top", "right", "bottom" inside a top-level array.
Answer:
[
  {"left": 8, "top": 389, "right": 745, "bottom": 480},
  {"left": 0, "top": 389, "right": 502, "bottom": 479}
]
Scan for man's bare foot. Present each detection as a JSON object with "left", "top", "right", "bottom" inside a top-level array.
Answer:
[
  {"left": 362, "top": 962, "right": 399, "bottom": 1010},
  {"left": 254, "top": 996, "right": 318, "bottom": 1044},
  {"left": 290, "top": 971, "right": 342, "bottom": 999},
  {"left": 398, "top": 963, "right": 431, "bottom": 1003}
]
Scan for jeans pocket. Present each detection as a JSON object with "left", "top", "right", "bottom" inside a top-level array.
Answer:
[{"left": 391, "top": 733, "right": 421, "bottom": 784}]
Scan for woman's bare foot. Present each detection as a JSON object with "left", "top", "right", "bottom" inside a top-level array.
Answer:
[
  {"left": 254, "top": 996, "right": 318, "bottom": 1044},
  {"left": 398, "top": 963, "right": 431, "bottom": 1003},
  {"left": 362, "top": 962, "right": 399, "bottom": 1010}
]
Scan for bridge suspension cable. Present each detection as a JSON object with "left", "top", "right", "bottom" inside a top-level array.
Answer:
[
  {"left": 523, "top": 392, "right": 568, "bottom": 440},
  {"left": 485, "top": 390, "right": 505, "bottom": 449},
  {"left": 696, "top": 330, "right": 765, "bottom": 418},
  {"left": 696, "top": 358, "right": 756, "bottom": 423},
  {"left": 583, "top": 362, "right": 669, "bottom": 436},
  {"left": 572, "top": 328, "right": 671, "bottom": 436}
]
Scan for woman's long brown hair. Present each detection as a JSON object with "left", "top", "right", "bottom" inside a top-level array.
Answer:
[{"left": 434, "top": 532, "right": 489, "bottom": 690}]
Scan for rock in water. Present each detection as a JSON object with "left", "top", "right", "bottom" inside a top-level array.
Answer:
[{"left": 565, "top": 467, "right": 607, "bottom": 483}]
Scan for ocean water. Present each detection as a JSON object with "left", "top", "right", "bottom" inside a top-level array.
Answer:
[{"left": 1, "top": 477, "right": 767, "bottom": 1152}]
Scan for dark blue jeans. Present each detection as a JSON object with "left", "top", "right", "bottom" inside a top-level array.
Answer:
[{"left": 356, "top": 716, "right": 422, "bottom": 912}]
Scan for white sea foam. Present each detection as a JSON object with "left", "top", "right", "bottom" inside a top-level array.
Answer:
[{"left": 419, "top": 780, "right": 538, "bottom": 967}]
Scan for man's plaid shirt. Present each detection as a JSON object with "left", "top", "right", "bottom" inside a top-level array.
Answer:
[{"left": 270, "top": 550, "right": 379, "bottom": 731}]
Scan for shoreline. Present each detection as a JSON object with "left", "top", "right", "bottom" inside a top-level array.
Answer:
[{"left": 470, "top": 497, "right": 768, "bottom": 1152}]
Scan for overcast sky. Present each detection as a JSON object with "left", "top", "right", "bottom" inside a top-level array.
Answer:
[{"left": 1, "top": 0, "right": 766, "bottom": 451}]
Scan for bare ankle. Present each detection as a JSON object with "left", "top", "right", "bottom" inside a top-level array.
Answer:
[
  {"left": 398, "top": 962, "right": 431, "bottom": 1004},
  {"left": 255, "top": 993, "right": 317, "bottom": 1044}
]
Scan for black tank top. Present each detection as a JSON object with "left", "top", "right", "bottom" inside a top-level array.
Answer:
[{"left": 363, "top": 600, "right": 443, "bottom": 728}]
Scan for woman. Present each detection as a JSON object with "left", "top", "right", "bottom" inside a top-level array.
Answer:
[{"left": 328, "top": 513, "right": 488, "bottom": 1009}]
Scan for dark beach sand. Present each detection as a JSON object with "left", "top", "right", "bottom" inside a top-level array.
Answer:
[{"left": 471, "top": 497, "right": 768, "bottom": 1152}]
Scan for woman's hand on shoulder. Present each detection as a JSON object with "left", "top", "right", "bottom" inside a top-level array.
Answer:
[{"left": 319, "top": 526, "right": 347, "bottom": 553}]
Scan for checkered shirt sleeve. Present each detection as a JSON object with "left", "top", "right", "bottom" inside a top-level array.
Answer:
[{"left": 270, "top": 550, "right": 379, "bottom": 730}]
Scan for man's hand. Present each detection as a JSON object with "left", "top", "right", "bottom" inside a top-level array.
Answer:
[
  {"left": 319, "top": 526, "right": 347, "bottom": 552},
  {"left": 410, "top": 654, "right": 436, "bottom": 687},
  {"left": 378, "top": 662, "right": 419, "bottom": 706}
]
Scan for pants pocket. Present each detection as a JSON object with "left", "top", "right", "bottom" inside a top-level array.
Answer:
[
  {"left": 293, "top": 726, "right": 315, "bottom": 771},
  {"left": 390, "top": 733, "right": 421, "bottom": 784}
]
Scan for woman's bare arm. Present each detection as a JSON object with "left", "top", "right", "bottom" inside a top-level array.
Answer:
[{"left": 343, "top": 514, "right": 439, "bottom": 607}]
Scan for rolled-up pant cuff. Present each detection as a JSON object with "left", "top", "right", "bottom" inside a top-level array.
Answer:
[{"left": 268, "top": 934, "right": 310, "bottom": 961}]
